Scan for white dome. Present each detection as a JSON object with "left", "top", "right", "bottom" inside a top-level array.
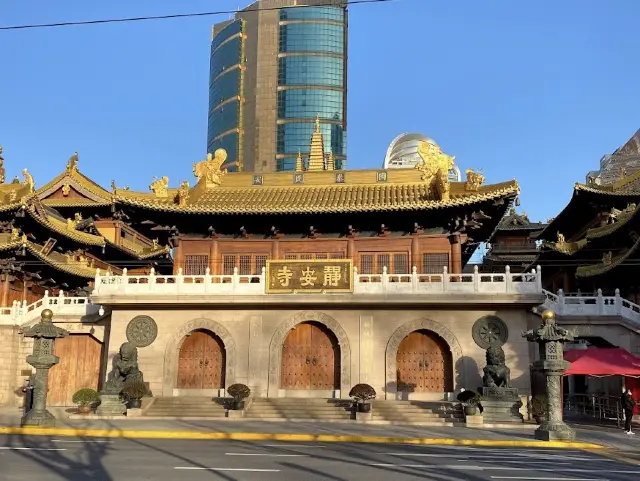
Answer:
[{"left": 383, "top": 133, "right": 461, "bottom": 181}]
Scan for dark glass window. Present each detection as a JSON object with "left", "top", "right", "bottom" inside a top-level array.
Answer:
[
  {"left": 277, "top": 157, "right": 298, "bottom": 171},
  {"left": 209, "top": 69, "right": 240, "bottom": 110},
  {"left": 207, "top": 132, "right": 239, "bottom": 164},
  {"left": 210, "top": 36, "right": 242, "bottom": 80},
  {"left": 277, "top": 89, "right": 343, "bottom": 121},
  {"left": 280, "top": 6, "right": 345, "bottom": 22},
  {"left": 276, "top": 121, "right": 346, "bottom": 156},
  {"left": 278, "top": 56, "right": 344, "bottom": 87},
  {"left": 279, "top": 24, "right": 344, "bottom": 54},
  {"left": 211, "top": 20, "right": 242, "bottom": 52},
  {"left": 208, "top": 98, "right": 240, "bottom": 138}
]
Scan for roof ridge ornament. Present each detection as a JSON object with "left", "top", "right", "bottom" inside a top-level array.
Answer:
[
  {"left": 465, "top": 168, "right": 485, "bottom": 191},
  {"left": 193, "top": 149, "right": 228, "bottom": 188},
  {"left": 415, "top": 140, "right": 454, "bottom": 201},
  {"left": 66, "top": 152, "right": 79, "bottom": 173},
  {"left": 0, "top": 145, "right": 5, "bottom": 184},
  {"left": 149, "top": 176, "right": 169, "bottom": 198},
  {"left": 22, "top": 169, "right": 34, "bottom": 193}
]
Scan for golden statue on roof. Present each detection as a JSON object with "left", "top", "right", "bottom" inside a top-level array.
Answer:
[
  {"left": 150, "top": 176, "right": 169, "bottom": 198},
  {"left": 193, "top": 149, "right": 228, "bottom": 188},
  {"left": 66, "top": 152, "right": 79, "bottom": 172},
  {"left": 22, "top": 169, "right": 34, "bottom": 193},
  {"left": 465, "top": 169, "right": 485, "bottom": 191},
  {"left": 0, "top": 145, "right": 5, "bottom": 184},
  {"left": 415, "top": 140, "right": 454, "bottom": 201}
]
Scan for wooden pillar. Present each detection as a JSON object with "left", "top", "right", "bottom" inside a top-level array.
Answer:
[
  {"left": 209, "top": 238, "right": 219, "bottom": 275},
  {"left": 173, "top": 237, "right": 183, "bottom": 275},
  {"left": 411, "top": 234, "right": 421, "bottom": 273},
  {"left": 1, "top": 272, "right": 9, "bottom": 307},
  {"left": 347, "top": 237, "right": 355, "bottom": 266},
  {"left": 449, "top": 234, "right": 462, "bottom": 274},
  {"left": 271, "top": 239, "right": 280, "bottom": 261}
]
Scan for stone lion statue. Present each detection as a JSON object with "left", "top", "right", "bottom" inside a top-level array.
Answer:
[
  {"left": 482, "top": 343, "right": 511, "bottom": 388},
  {"left": 103, "top": 342, "right": 145, "bottom": 394}
]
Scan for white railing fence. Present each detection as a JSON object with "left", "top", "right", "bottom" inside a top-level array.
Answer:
[
  {"left": 0, "top": 290, "right": 100, "bottom": 326},
  {"left": 541, "top": 288, "right": 640, "bottom": 326},
  {"left": 91, "top": 265, "right": 543, "bottom": 296}
]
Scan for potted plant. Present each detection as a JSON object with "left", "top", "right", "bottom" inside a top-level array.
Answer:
[
  {"left": 457, "top": 389, "right": 481, "bottom": 416},
  {"left": 121, "top": 378, "right": 149, "bottom": 409},
  {"left": 349, "top": 383, "right": 377, "bottom": 413},
  {"left": 72, "top": 388, "right": 99, "bottom": 414},
  {"left": 531, "top": 394, "right": 548, "bottom": 424},
  {"left": 227, "top": 383, "right": 251, "bottom": 410}
]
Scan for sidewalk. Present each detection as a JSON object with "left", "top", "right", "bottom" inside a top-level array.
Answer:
[{"left": 1, "top": 406, "right": 639, "bottom": 451}]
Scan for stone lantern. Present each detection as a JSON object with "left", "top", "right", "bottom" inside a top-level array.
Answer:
[
  {"left": 20, "top": 308, "right": 69, "bottom": 427},
  {"left": 522, "top": 309, "right": 575, "bottom": 441}
]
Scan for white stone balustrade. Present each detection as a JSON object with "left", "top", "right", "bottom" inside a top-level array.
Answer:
[
  {"left": 542, "top": 288, "right": 640, "bottom": 326},
  {"left": 91, "top": 265, "right": 543, "bottom": 297},
  {"left": 0, "top": 290, "right": 101, "bottom": 326}
]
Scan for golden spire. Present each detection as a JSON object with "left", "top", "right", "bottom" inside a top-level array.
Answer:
[
  {"left": 296, "top": 150, "right": 304, "bottom": 172},
  {"left": 326, "top": 152, "right": 335, "bottom": 171},
  {"left": 307, "top": 114, "right": 325, "bottom": 171}
]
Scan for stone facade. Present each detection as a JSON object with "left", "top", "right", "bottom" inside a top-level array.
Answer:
[{"left": 104, "top": 303, "right": 535, "bottom": 401}]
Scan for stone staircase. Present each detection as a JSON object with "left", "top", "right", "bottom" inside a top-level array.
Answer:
[
  {"left": 245, "top": 397, "right": 354, "bottom": 421},
  {"left": 143, "top": 396, "right": 228, "bottom": 418},
  {"left": 370, "top": 400, "right": 464, "bottom": 426}
]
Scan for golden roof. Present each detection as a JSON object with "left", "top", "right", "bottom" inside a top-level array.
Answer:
[
  {"left": 0, "top": 236, "right": 96, "bottom": 279},
  {"left": 575, "top": 236, "right": 640, "bottom": 278},
  {"left": 103, "top": 237, "right": 170, "bottom": 259},
  {"left": 541, "top": 237, "right": 588, "bottom": 255},
  {"left": 115, "top": 167, "right": 519, "bottom": 214},
  {"left": 23, "top": 202, "right": 106, "bottom": 247},
  {"left": 36, "top": 152, "right": 112, "bottom": 207}
]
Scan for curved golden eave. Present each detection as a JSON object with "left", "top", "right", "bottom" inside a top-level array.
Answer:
[
  {"left": 575, "top": 236, "right": 640, "bottom": 278},
  {"left": 24, "top": 205, "right": 105, "bottom": 247}
]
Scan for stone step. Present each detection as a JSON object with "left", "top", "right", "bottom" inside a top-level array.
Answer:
[{"left": 247, "top": 413, "right": 351, "bottom": 419}]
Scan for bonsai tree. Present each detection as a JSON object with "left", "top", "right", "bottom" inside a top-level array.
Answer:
[
  {"left": 226, "top": 383, "right": 251, "bottom": 410},
  {"left": 531, "top": 394, "right": 548, "bottom": 423},
  {"left": 349, "top": 384, "right": 376, "bottom": 412},
  {"left": 121, "top": 378, "right": 149, "bottom": 409},
  {"left": 72, "top": 388, "right": 99, "bottom": 414},
  {"left": 457, "top": 389, "right": 481, "bottom": 416}
]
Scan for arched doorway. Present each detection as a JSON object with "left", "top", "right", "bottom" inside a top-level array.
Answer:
[
  {"left": 396, "top": 330, "right": 453, "bottom": 393},
  {"left": 280, "top": 321, "right": 340, "bottom": 390},
  {"left": 177, "top": 330, "right": 226, "bottom": 390}
]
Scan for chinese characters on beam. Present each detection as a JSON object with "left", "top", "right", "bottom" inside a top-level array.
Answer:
[{"left": 266, "top": 259, "right": 354, "bottom": 293}]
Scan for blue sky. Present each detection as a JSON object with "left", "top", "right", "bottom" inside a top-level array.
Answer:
[{"left": 0, "top": 0, "right": 638, "bottom": 224}]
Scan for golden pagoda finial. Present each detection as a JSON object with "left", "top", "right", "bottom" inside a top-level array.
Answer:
[
  {"left": 307, "top": 115, "right": 325, "bottom": 171},
  {"left": 295, "top": 150, "right": 304, "bottom": 172},
  {"left": 192, "top": 149, "right": 228, "bottom": 188},
  {"left": 326, "top": 152, "right": 335, "bottom": 171}
]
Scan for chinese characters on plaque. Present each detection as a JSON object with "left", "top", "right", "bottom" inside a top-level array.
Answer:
[{"left": 266, "top": 259, "right": 353, "bottom": 293}]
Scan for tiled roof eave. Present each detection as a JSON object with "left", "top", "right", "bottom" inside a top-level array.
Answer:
[
  {"left": 575, "top": 237, "right": 640, "bottom": 278},
  {"left": 25, "top": 242, "right": 96, "bottom": 279},
  {"left": 104, "top": 238, "right": 170, "bottom": 260},
  {"left": 25, "top": 205, "right": 106, "bottom": 247}
]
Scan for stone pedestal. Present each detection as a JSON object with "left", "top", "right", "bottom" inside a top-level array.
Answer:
[
  {"left": 480, "top": 387, "right": 523, "bottom": 424},
  {"left": 126, "top": 408, "right": 142, "bottom": 418},
  {"left": 355, "top": 411, "right": 372, "bottom": 422},
  {"left": 96, "top": 394, "right": 126, "bottom": 416},
  {"left": 227, "top": 409, "right": 245, "bottom": 418},
  {"left": 465, "top": 414, "right": 483, "bottom": 426}
]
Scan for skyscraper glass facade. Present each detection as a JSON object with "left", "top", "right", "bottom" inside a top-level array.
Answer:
[
  {"left": 207, "top": 1, "right": 347, "bottom": 173},
  {"left": 207, "top": 19, "right": 244, "bottom": 171},
  {"left": 276, "top": 6, "right": 347, "bottom": 171}
]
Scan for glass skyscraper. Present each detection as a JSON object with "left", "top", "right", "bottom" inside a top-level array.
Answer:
[{"left": 207, "top": 0, "right": 348, "bottom": 172}]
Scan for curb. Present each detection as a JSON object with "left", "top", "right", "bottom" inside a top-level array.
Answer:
[{"left": 0, "top": 427, "right": 605, "bottom": 449}]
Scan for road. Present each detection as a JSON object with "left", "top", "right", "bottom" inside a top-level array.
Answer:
[{"left": 1, "top": 435, "right": 639, "bottom": 481}]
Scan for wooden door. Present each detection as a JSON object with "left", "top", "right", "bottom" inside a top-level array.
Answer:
[
  {"left": 177, "top": 330, "right": 225, "bottom": 389},
  {"left": 396, "top": 330, "right": 452, "bottom": 393},
  {"left": 48, "top": 334, "right": 103, "bottom": 406},
  {"left": 281, "top": 322, "right": 339, "bottom": 390}
]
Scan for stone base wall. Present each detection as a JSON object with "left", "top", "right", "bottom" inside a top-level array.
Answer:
[
  {"left": 107, "top": 307, "right": 534, "bottom": 399},
  {"left": 0, "top": 326, "right": 19, "bottom": 406}
]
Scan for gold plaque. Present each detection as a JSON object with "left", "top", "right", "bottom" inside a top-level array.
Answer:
[{"left": 266, "top": 259, "right": 353, "bottom": 294}]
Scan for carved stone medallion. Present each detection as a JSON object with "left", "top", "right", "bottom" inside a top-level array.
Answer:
[
  {"left": 472, "top": 315, "right": 508, "bottom": 349},
  {"left": 126, "top": 315, "right": 158, "bottom": 348}
]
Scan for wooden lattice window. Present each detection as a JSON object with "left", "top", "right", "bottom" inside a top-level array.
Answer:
[
  {"left": 423, "top": 253, "right": 449, "bottom": 274},
  {"left": 221, "top": 254, "right": 269, "bottom": 275},
  {"left": 184, "top": 255, "right": 209, "bottom": 275},
  {"left": 284, "top": 252, "right": 344, "bottom": 260},
  {"left": 359, "top": 252, "right": 409, "bottom": 274}
]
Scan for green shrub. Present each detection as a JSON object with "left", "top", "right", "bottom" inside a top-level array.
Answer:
[
  {"left": 72, "top": 388, "right": 99, "bottom": 406},
  {"left": 227, "top": 384, "right": 251, "bottom": 402},
  {"left": 121, "top": 379, "right": 149, "bottom": 401},
  {"left": 349, "top": 384, "right": 377, "bottom": 402}
]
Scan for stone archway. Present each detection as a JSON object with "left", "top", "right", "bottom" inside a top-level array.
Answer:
[
  {"left": 386, "top": 318, "right": 463, "bottom": 399},
  {"left": 163, "top": 318, "right": 236, "bottom": 396},
  {"left": 268, "top": 311, "right": 351, "bottom": 397}
]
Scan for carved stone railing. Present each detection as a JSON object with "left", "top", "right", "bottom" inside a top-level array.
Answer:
[
  {"left": 0, "top": 291, "right": 101, "bottom": 326},
  {"left": 541, "top": 288, "right": 640, "bottom": 326},
  {"left": 91, "top": 265, "right": 543, "bottom": 297}
]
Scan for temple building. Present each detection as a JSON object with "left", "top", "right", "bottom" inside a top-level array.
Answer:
[
  {"left": 533, "top": 171, "right": 640, "bottom": 300},
  {"left": 481, "top": 207, "right": 546, "bottom": 273},
  {"left": 0, "top": 134, "right": 544, "bottom": 414}
]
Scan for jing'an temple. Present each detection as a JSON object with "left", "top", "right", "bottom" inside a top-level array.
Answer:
[{"left": 0, "top": 130, "right": 546, "bottom": 415}]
